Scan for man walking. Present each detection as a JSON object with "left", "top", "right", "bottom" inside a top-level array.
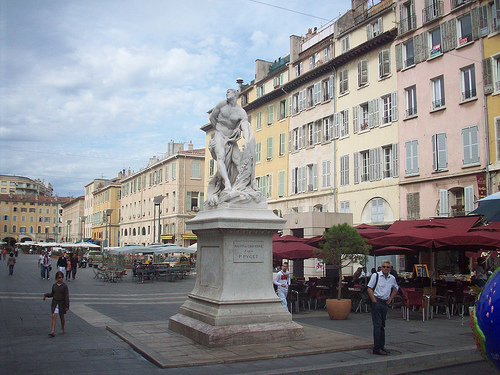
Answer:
[
  {"left": 367, "top": 260, "right": 399, "bottom": 355},
  {"left": 273, "top": 262, "right": 290, "bottom": 312}
]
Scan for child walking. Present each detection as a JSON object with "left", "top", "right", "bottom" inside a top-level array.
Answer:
[{"left": 43, "top": 271, "right": 70, "bottom": 337}]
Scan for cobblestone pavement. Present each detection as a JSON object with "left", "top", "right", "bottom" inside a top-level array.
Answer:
[{"left": 0, "top": 253, "right": 492, "bottom": 375}]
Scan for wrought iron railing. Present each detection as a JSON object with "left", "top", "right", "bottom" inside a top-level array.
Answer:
[
  {"left": 423, "top": 1, "right": 444, "bottom": 24},
  {"left": 398, "top": 14, "right": 416, "bottom": 35}
]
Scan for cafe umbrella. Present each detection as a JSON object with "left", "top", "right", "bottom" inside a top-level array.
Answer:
[{"left": 469, "top": 192, "right": 500, "bottom": 222}]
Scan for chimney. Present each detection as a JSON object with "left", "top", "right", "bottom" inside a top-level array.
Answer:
[
  {"left": 188, "top": 141, "right": 194, "bottom": 151},
  {"left": 236, "top": 77, "right": 244, "bottom": 92}
]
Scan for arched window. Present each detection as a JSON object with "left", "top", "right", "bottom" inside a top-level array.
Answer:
[
  {"left": 142, "top": 227, "right": 146, "bottom": 235},
  {"left": 132, "top": 228, "right": 136, "bottom": 236},
  {"left": 124, "top": 229, "right": 128, "bottom": 236}
]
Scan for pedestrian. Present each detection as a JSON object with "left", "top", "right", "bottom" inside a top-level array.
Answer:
[
  {"left": 474, "top": 257, "right": 488, "bottom": 287},
  {"left": 42, "top": 251, "right": 52, "bottom": 280},
  {"left": 65, "top": 255, "right": 72, "bottom": 281},
  {"left": 7, "top": 253, "right": 16, "bottom": 275},
  {"left": 273, "top": 262, "right": 291, "bottom": 312},
  {"left": 367, "top": 260, "right": 399, "bottom": 356},
  {"left": 57, "top": 253, "right": 67, "bottom": 273},
  {"left": 2, "top": 249, "right": 6, "bottom": 260},
  {"left": 70, "top": 253, "right": 78, "bottom": 280},
  {"left": 38, "top": 251, "right": 46, "bottom": 279},
  {"left": 43, "top": 271, "right": 70, "bottom": 337}
]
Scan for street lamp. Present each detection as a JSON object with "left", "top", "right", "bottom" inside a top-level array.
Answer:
[
  {"left": 80, "top": 215, "right": 87, "bottom": 245},
  {"left": 66, "top": 220, "right": 72, "bottom": 242},
  {"left": 151, "top": 195, "right": 165, "bottom": 244},
  {"left": 105, "top": 209, "right": 114, "bottom": 248}
]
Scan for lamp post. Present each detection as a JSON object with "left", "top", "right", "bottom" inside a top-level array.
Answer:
[
  {"left": 104, "top": 209, "right": 114, "bottom": 249},
  {"left": 66, "top": 220, "right": 72, "bottom": 242},
  {"left": 151, "top": 195, "right": 165, "bottom": 244}
]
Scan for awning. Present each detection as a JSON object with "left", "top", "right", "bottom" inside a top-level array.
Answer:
[
  {"left": 181, "top": 234, "right": 197, "bottom": 240},
  {"left": 160, "top": 235, "right": 174, "bottom": 240}
]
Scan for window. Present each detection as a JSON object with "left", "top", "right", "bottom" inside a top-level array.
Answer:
[
  {"left": 383, "top": 144, "right": 399, "bottom": 178},
  {"left": 432, "top": 132, "right": 448, "bottom": 171},
  {"left": 324, "top": 45, "right": 333, "bottom": 61},
  {"left": 313, "top": 120, "right": 321, "bottom": 145},
  {"left": 278, "top": 99, "right": 288, "bottom": 120},
  {"left": 358, "top": 59, "right": 368, "bottom": 87},
  {"left": 381, "top": 92, "right": 398, "bottom": 124},
  {"left": 309, "top": 53, "right": 320, "bottom": 69},
  {"left": 273, "top": 74, "right": 283, "bottom": 88},
  {"left": 496, "top": 117, "right": 500, "bottom": 161},
  {"left": 340, "top": 201, "right": 350, "bottom": 213},
  {"left": 267, "top": 105, "right": 274, "bottom": 125},
  {"left": 191, "top": 161, "right": 201, "bottom": 179},
  {"left": 371, "top": 198, "right": 384, "bottom": 223},
  {"left": 340, "top": 155, "right": 349, "bottom": 186},
  {"left": 323, "top": 116, "right": 334, "bottom": 141},
  {"left": 306, "top": 164, "right": 318, "bottom": 191},
  {"left": 278, "top": 170, "right": 285, "bottom": 197},
  {"left": 461, "top": 65, "right": 476, "bottom": 101},
  {"left": 313, "top": 82, "right": 321, "bottom": 105},
  {"left": 492, "top": 0, "right": 500, "bottom": 31},
  {"left": 322, "top": 75, "right": 334, "bottom": 101},
  {"left": 407, "top": 193, "right": 420, "bottom": 219},
  {"left": 458, "top": 14, "right": 472, "bottom": 46},
  {"left": 279, "top": 133, "right": 286, "bottom": 156},
  {"left": 292, "top": 128, "right": 299, "bottom": 151},
  {"left": 291, "top": 166, "right": 306, "bottom": 194},
  {"left": 306, "top": 86, "right": 314, "bottom": 108},
  {"left": 360, "top": 103, "right": 369, "bottom": 131},
  {"left": 379, "top": 49, "right": 391, "bottom": 78},
  {"left": 322, "top": 160, "right": 331, "bottom": 188},
  {"left": 341, "top": 35, "right": 350, "bottom": 53},
  {"left": 495, "top": 56, "right": 500, "bottom": 92},
  {"left": 405, "top": 85, "right": 417, "bottom": 118},
  {"left": 266, "top": 137, "right": 273, "bottom": 160},
  {"left": 399, "top": 0, "right": 416, "bottom": 34},
  {"left": 172, "top": 162, "right": 176, "bottom": 179},
  {"left": 256, "top": 85, "right": 265, "bottom": 98},
  {"left": 423, "top": 0, "right": 443, "bottom": 24},
  {"left": 403, "top": 40, "right": 415, "bottom": 68},
  {"left": 335, "top": 109, "right": 349, "bottom": 138},
  {"left": 431, "top": 75, "right": 445, "bottom": 110},
  {"left": 256, "top": 111, "right": 262, "bottom": 130},
  {"left": 256, "top": 141, "right": 261, "bottom": 163},
  {"left": 405, "top": 140, "right": 419, "bottom": 175},
  {"left": 367, "top": 17, "right": 382, "bottom": 39},
  {"left": 339, "top": 69, "right": 349, "bottom": 95},
  {"left": 187, "top": 191, "right": 204, "bottom": 211},
  {"left": 295, "top": 62, "right": 303, "bottom": 77},
  {"left": 462, "top": 125, "right": 479, "bottom": 165},
  {"left": 209, "top": 159, "right": 214, "bottom": 177},
  {"left": 360, "top": 150, "right": 369, "bottom": 182},
  {"left": 429, "top": 27, "right": 442, "bottom": 57}
]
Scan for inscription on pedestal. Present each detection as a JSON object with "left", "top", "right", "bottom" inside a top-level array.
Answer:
[{"left": 233, "top": 241, "right": 263, "bottom": 263}]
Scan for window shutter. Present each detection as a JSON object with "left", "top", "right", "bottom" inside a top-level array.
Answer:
[
  {"left": 483, "top": 58, "right": 493, "bottom": 94},
  {"left": 367, "top": 23, "right": 373, "bottom": 39},
  {"left": 439, "top": 189, "right": 449, "bottom": 217},
  {"left": 329, "top": 75, "right": 334, "bottom": 99},
  {"left": 432, "top": 134, "right": 437, "bottom": 170},
  {"left": 377, "top": 18, "right": 383, "bottom": 34},
  {"left": 373, "top": 98, "right": 380, "bottom": 127},
  {"left": 470, "top": 126, "right": 479, "bottom": 163},
  {"left": 464, "top": 185, "right": 475, "bottom": 214},
  {"left": 479, "top": 5, "right": 489, "bottom": 36},
  {"left": 354, "top": 152, "right": 359, "bottom": 184},
  {"left": 368, "top": 100, "right": 375, "bottom": 128},
  {"left": 334, "top": 112, "right": 340, "bottom": 138},
  {"left": 447, "top": 19, "right": 457, "bottom": 50},
  {"left": 291, "top": 169, "right": 296, "bottom": 194},
  {"left": 267, "top": 174, "right": 272, "bottom": 198},
  {"left": 288, "top": 130, "right": 292, "bottom": 153},
  {"left": 395, "top": 43, "right": 403, "bottom": 71},
  {"left": 497, "top": 118, "right": 500, "bottom": 160},
  {"left": 471, "top": 7, "right": 480, "bottom": 40},
  {"left": 353, "top": 105, "right": 359, "bottom": 133},
  {"left": 285, "top": 97, "right": 289, "bottom": 117},
  {"left": 187, "top": 191, "right": 192, "bottom": 211},
  {"left": 376, "top": 147, "right": 382, "bottom": 180},
  {"left": 440, "top": 22, "right": 449, "bottom": 52},
  {"left": 368, "top": 148, "right": 375, "bottom": 181},
  {"left": 392, "top": 143, "right": 399, "bottom": 177},
  {"left": 462, "top": 127, "right": 471, "bottom": 165},
  {"left": 313, "top": 163, "right": 318, "bottom": 190},
  {"left": 289, "top": 95, "right": 292, "bottom": 115},
  {"left": 391, "top": 91, "right": 398, "bottom": 121},
  {"left": 438, "top": 133, "right": 447, "bottom": 170}
]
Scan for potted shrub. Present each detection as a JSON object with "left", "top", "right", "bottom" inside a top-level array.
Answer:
[{"left": 314, "top": 223, "right": 370, "bottom": 320}]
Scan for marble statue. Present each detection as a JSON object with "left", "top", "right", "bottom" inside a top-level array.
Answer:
[{"left": 205, "top": 89, "right": 264, "bottom": 207}]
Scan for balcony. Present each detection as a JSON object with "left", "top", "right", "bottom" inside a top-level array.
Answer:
[
  {"left": 461, "top": 88, "right": 477, "bottom": 101},
  {"left": 398, "top": 14, "right": 416, "bottom": 35},
  {"left": 451, "top": 0, "right": 474, "bottom": 10},
  {"left": 423, "top": 1, "right": 444, "bottom": 24}
]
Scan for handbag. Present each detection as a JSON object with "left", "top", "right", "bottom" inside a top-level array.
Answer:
[{"left": 360, "top": 273, "right": 379, "bottom": 300}]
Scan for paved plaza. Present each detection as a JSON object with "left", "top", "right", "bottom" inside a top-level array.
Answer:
[{"left": 0, "top": 253, "right": 494, "bottom": 374}]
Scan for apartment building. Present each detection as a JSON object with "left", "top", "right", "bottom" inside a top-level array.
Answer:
[
  {"left": 395, "top": 0, "right": 487, "bottom": 219},
  {"left": 119, "top": 141, "right": 204, "bottom": 247},
  {"left": 91, "top": 182, "right": 121, "bottom": 247},
  {"left": 481, "top": 0, "right": 500, "bottom": 193},
  {"left": 0, "top": 175, "right": 53, "bottom": 196},
  {"left": 60, "top": 196, "right": 85, "bottom": 243},
  {"left": 84, "top": 179, "right": 112, "bottom": 241},
  {"left": 0, "top": 194, "right": 69, "bottom": 245}
]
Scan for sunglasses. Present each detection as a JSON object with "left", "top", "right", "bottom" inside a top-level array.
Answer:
[{"left": 381, "top": 266, "right": 391, "bottom": 268}]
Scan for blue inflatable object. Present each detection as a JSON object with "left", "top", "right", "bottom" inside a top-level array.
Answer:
[{"left": 472, "top": 267, "right": 500, "bottom": 371}]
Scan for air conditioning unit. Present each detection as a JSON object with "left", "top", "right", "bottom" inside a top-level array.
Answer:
[{"left": 192, "top": 206, "right": 199, "bottom": 212}]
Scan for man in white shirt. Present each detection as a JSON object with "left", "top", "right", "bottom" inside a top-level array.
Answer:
[
  {"left": 367, "top": 260, "right": 399, "bottom": 355},
  {"left": 273, "top": 262, "right": 290, "bottom": 312}
]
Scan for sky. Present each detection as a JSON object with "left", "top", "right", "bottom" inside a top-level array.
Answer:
[{"left": 0, "top": 0, "right": 348, "bottom": 197}]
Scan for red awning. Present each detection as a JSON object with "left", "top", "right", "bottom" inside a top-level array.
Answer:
[{"left": 273, "top": 234, "right": 318, "bottom": 260}]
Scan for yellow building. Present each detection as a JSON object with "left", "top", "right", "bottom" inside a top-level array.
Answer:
[
  {"left": 91, "top": 181, "right": 121, "bottom": 248},
  {"left": 60, "top": 196, "right": 85, "bottom": 243},
  {"left": 0, "top": 194, "right": 69, "bottom": 246},
  {"left": 481, "top": 0, "right": 500, "bottom": 193}
]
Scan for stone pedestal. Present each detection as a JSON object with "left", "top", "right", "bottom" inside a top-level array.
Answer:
[{"left": 168, "top": 204, "right": 303, "bottom": 347}]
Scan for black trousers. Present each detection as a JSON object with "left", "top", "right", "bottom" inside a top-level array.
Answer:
[{"left": 371, "top": 299, "right": 388, "bottom": 351}]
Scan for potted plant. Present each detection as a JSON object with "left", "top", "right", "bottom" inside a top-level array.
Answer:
[{"left": 314, "top": 223, "right": 370, "bottom": 320}]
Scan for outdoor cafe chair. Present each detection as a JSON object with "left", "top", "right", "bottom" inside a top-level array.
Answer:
[
  {"left": 297, "top": 286, "right": 311, "bottom": 312},
  {"left": 401, "top": 288, "right": 425, "bottom": 321}
]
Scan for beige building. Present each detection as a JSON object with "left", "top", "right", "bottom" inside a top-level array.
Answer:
[
  {"left": 0, "top": 194, "right": 69, "bottom": 246},
  {"left": 60, "top": 196, "right": 85, "bottom": 243},
  {"left": 0, "top": 175, "right": 54, "bottom": 196},
  {"left": 91, "top": 181, "right": 121, "bottom": 248},
  {"left": 84, "top": 179, "right": 112, "bottom": 242},
  {"left": 119, "top": 141, "right": 205, "bottom": 248}
]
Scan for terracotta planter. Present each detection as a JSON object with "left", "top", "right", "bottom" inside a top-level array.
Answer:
[{"left": 326, "top": 299, "right": 352, "bottom": 320}]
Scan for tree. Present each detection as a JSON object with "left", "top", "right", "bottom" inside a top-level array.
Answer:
[{"left": 314, "top": 223, "right": 370, "bottom": 300}]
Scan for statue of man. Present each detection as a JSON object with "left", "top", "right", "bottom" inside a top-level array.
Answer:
[{"left": 206, "top": 89, "right": 263, "bottom": 207}]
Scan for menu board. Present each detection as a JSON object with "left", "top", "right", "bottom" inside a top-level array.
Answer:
[{"left": 413, "top": 264, "right": 429, "bottom": 278}]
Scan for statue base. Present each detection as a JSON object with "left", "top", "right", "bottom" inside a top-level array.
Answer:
[{"left": 168, "top": 206, "right": 304, "bottom": 347}]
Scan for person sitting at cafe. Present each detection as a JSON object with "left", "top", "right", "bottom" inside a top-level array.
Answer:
[{"left": 473, "top": 258, "right": 488, "bottom": 287}]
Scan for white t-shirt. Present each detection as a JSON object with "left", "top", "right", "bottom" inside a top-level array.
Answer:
[{"left": 368, "top": 271, "right": 398, "bottom": 300}]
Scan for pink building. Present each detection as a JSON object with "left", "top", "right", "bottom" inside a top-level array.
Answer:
[{"left": 395, "top": 0, "right": 487, "bottom": 220}]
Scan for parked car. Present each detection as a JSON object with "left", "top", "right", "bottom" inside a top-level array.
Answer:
[
  {"left": 84, "top": 250, "right": 103, "bottom": 264},
  {"left": 163, "top": 254, "right": 191, "bottom": 268}
]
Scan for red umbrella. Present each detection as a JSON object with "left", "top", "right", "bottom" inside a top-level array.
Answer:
[
  {"left": 273, "top": 234, "right": 318, "bottom": 260},
  {"left": 372, "top": 246, "right": 419, "bottom": 256},
  {"left": 354, "top": 224, "right": 394, "bottom": 239},
  {"left": 434, "top": 222, "right": 500, "bottom": 251}
]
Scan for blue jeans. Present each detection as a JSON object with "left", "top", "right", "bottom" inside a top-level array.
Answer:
[
  {"left": 41, "top": 266, "right": 50, "bottom": 279},
  {"left": 371, "top": 299, "right": 388, "bottom": 351},
  {"left": 277, "top": 289, "right": 289, "bottom": 312}
]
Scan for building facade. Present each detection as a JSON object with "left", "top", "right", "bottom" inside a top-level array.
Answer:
[
  {"left": 60, "top": 196, "right": 85, "bottom": 243},
  {"left": 0, "top": 175, "right": 54, "bottom": 196},
  {"left": 91, "top": 182, "right": 121, "bottom": 248},
  {"left": 119, "top": 141, "right": 205, "bottom": 247},
  {"left": 84, "top": 179, "right": 112, "bottom": 242}
]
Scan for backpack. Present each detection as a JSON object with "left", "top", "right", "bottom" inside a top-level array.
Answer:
[{"left": 360, "top": 272, "right": 379, "bottom": 301}]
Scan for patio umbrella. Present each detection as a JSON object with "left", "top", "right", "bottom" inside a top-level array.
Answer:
[
  {"left": 434, "top": 222, "right": 500, "bottom": 251},
  {"left": 354, "top": 224, "right": 394, "bottom": 239},
  {"left": 469, "top": 192, "right": 500, "bottom": 222},
  {"left": 372, "top": 246, "right": 419, "bottom": 256},
  {"left": 273, "top": 234, "right": 318, "bottom": 260}
]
